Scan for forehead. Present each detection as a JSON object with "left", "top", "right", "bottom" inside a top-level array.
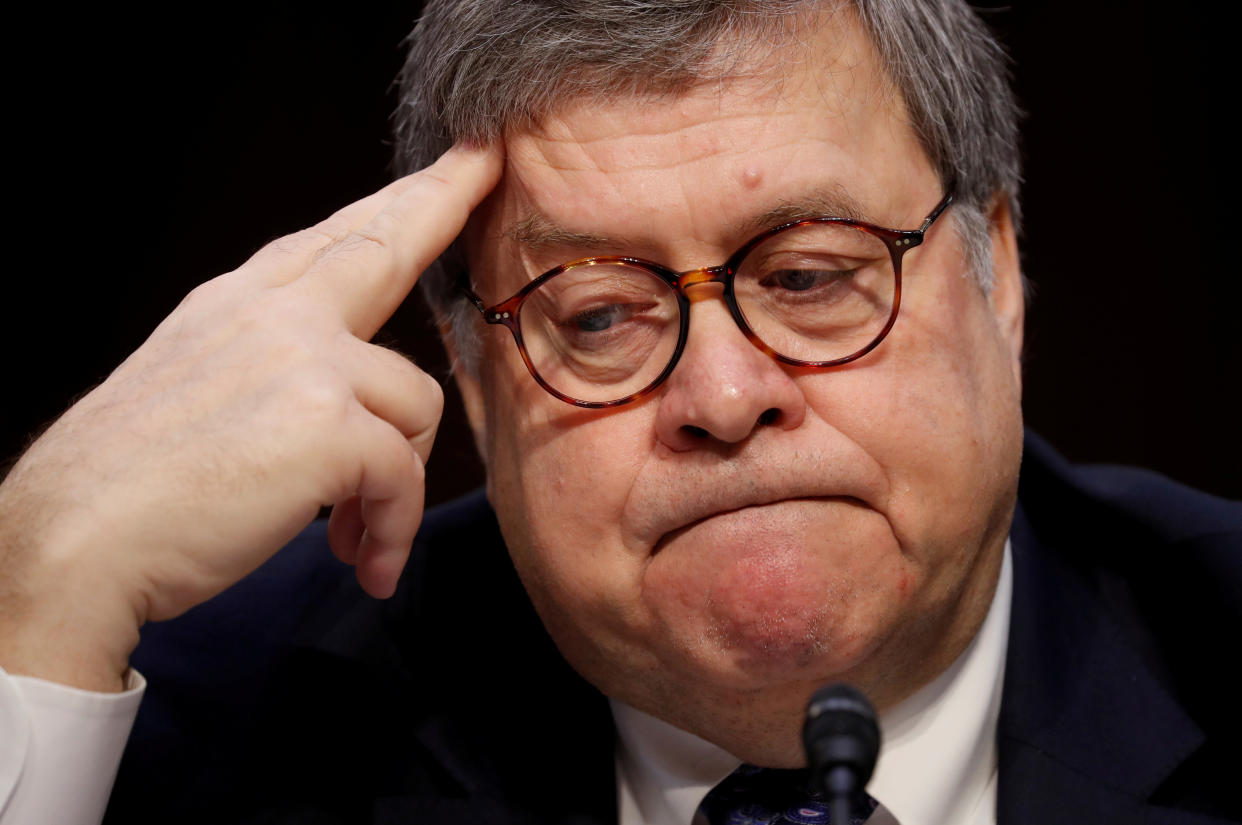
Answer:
[{"left": 472, "top": 6, "right": 939, "bottom": 271}]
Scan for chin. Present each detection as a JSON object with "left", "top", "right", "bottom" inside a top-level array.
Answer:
[
  {"left": 641, "top": 501, "right": 911, "bottom": 687},
  {"left": 673, "top": 604, "right": 889, "bottom": 698}
]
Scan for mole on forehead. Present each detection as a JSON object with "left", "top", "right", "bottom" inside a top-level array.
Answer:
[{"left": 506, "top": 184, "right": 873, "bottom": 252}]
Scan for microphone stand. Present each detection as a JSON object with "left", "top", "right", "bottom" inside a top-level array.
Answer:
[{"left": 803, "top": 683, "right": 881, "bottom": 823}]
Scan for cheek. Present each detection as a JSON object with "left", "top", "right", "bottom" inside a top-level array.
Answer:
[
  {"left": 479, "top": 337, "right": 654, "bottom": 591},
  {"left": 484, "top": 397, "right": 665, "bottom": 684},
  {"left": 853, "top": 272, "right": 1022, "bottom": 554}
]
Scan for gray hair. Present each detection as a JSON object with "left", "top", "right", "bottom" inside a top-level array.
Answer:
[{"left": 393, "top": 0, "right": 1021, "bottom": 369}]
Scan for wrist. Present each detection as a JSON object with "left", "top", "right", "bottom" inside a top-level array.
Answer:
[{"left": 0, "top": 516, "right": 140, "bottom": 693}]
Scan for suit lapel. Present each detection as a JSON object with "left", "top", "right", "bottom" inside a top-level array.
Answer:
[
  {"left": 997, "top": 437, "right": 1214, "bottom": 824},
  {"left": 293, "top": 491, "right": 618, "bottom": 825}
]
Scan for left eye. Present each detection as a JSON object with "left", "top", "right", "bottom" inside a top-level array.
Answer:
[
  {"left": 764, "top": 268, "right": 851, "bottom": 292},
  {"left": 569, "top": 304, "right": 631, "bottom": 332}
]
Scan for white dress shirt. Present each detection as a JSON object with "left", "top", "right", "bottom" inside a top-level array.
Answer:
[
  {"left": 0, "top": 668, "right": 143, "bottom": 825},
  {"left": 615, "top": 542, "right": 1012, "bottom": 825},
  {"left": 0, "top": 544, "right": 1010, "bottom": 825}
]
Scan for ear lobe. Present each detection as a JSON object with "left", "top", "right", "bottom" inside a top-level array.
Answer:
[{"left": 985, "top": 194, "right": 1025, "bottom": 386}]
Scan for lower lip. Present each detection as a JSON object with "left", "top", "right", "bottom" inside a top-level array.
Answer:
[{"left": 654, "top": 497, "right": 867, "bottom": 555}]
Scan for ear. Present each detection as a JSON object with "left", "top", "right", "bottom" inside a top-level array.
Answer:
[
  {"left": 985, "top": 194, "right": 1025, "bottom": 389},
  {"left": 438, "top": 314, "right": 490, "bottom": 469}
]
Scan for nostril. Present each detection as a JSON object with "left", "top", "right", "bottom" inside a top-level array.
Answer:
[
  {"left": 757, "top": 408, "right": 780, "bottom": 426},
  {"left": 683, "top": 425, "right": 709, "bottom": 439}
]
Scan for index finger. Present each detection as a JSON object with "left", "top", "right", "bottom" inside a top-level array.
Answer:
[{"left": 291, "top": 141, "right": 503, "bottom": 339}]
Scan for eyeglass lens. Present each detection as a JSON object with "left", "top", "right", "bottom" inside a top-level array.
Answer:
[{"left": 516, "top": 222, "right": 895, "bottom": 405}]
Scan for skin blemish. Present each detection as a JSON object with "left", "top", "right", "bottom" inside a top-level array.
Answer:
[{"left": 740, "top": 166, "right": 764, "bottom": 190}]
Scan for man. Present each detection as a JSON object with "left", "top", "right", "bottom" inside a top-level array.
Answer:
[{"left": 0, "top": 2, "right": 1237, "bottom": 825}]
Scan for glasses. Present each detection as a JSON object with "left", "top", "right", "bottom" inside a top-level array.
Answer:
[{"left": 461, "top": 193, "right": 953, "bottom": 408}]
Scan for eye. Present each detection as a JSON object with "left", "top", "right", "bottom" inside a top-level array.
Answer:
[
  {"left": 569, "top": 303, "right": 631, "bottom": 333},
  {"left": 764, "top": 268, "right": 852, "bottom": 292}
]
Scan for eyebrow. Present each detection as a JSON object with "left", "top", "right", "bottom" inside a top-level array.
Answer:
[
  {"left": 505, "top": 184, "right": 875, "bottom": 253},
  {"left": 740, "top": 186, "right": 871, "bottom": 233},
  {"left": 508, "top": 212, "right": 634, "bottom": 252}
]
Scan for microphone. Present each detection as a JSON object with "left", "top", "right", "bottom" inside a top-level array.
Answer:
[{"left": 803, "top": 683, "right": 880, "bottom": 824}]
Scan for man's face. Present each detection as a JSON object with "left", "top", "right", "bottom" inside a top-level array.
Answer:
[{"left": 456, "top": 9, "right": 1025, "bottom": 765}]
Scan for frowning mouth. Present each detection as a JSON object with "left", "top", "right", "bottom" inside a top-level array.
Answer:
[{"left": 651, "top": 495, "right": 869, "bottom": 555}]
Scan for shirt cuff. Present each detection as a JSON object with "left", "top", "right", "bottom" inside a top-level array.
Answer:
[{"left": 0, "top": 665, "right": 144, "bottom": 825}]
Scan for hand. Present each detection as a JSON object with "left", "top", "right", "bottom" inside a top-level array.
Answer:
[{"left": 0, "top": 143, "right": 502, "bottom": 690}]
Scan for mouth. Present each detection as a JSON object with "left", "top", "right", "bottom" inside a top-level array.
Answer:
[
  {"left": 623, "top": 445, "right": 887, "bottom": 555},
  {"left": 650, "top": 494, "right": 869, "bottom": 556}
]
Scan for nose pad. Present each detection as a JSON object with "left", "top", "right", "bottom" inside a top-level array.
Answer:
[{"left": 654, "top": 295, "right": 806, "bottom": 450}]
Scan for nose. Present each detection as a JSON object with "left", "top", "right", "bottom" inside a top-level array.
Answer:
[{"left": 654, "top": 288, "right": 806, "bottom": 450}]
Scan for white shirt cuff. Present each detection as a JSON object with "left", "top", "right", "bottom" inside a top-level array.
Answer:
[{"left": 0, "top": 665, "right": 144, "bottom": 825}]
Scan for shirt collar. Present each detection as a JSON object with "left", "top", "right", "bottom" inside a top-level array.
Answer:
[{"left": 612, "top": 541, "right": 1012, "bottom": 825}]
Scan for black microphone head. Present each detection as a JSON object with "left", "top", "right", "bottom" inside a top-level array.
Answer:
[{"left": 802, "top": 683, "right": 881, "bottom": 795}]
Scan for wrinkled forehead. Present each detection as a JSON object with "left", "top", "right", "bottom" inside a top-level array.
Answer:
[
  {"left": 464, "top": 5, "right": 928, "bottom": 279},
  {"left": 507, "top": 3, "right": 906, "bottom": 175}
]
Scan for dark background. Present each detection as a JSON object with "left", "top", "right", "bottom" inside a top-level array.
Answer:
[{"left": 6, "top": 3, "right": 1239, "bottom": 504}]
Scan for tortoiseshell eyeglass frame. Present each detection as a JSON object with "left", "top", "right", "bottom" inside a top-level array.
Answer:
[{"left": 459, "top": 192, "right": 953, "bottom": 409}]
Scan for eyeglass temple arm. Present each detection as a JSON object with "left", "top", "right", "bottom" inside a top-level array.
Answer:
[
  {"left": 456, "top": 278, "right": 489, "bottom": 314},
  {"left": 920, "top": 192, "right": 954, "bottom": 233}
]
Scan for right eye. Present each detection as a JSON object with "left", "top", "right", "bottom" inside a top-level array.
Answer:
[
  {"left": 557, "top": 301, "right": 661, "bottom": 355},
  {"left": 521, "top": 264, "right": 679, "bottom": 366}
]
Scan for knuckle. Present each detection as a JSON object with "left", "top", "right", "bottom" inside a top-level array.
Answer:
[
  {"left": 165, "top": 276, "right": 244, "bottom": 330},
  {"left": 400, "top": 444, "right": 427, "bottom": 487},
  {"left": 389, "top": 350, "right": 445, "bottom": 417},
  {"left": 423, "top": 373, "right": 445, "bottom": 417},
  {"left": 372, "top": 341, "right": 419, "bottom": 372},
  {"left": 287, "top": 372, "right": 352, "bottom": 422},
  {"left": 415, "top": 167, "right": 454, "bottom": 192},
  {"left": 241, "top": 285, "right": 335, "bottom": 335},
  {"left": 260, "top": 236, "right": 302, "bottom": 259},
  {"left": 314, "top": 228, "right": 392, "bottom": 266},
  {"left": 410, "top": 167, "right": 471, "bottom": 220},
  {"left": 180, "top": 275, "right": 231, "bottom": 309},
  {"left": 296, "top": 225, "right": 344, "bottom": 249},
  {"left": 311, "top": 213, "right": 355, "bottom": 240},
  {"left": 227, "top": 296, "right": 291, "bottom": 339},
  {"left": 258, "top": 226, "right": 339, "bottom": 260}
]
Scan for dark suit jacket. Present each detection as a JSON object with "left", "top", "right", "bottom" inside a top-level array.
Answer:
[{"left": 105, "top": 433, "right": 1241, "bottom": 824}]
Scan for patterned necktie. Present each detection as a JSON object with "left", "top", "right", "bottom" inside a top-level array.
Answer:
[{"left": 693, "top": 764, "right": 878, "bottom": 825}]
